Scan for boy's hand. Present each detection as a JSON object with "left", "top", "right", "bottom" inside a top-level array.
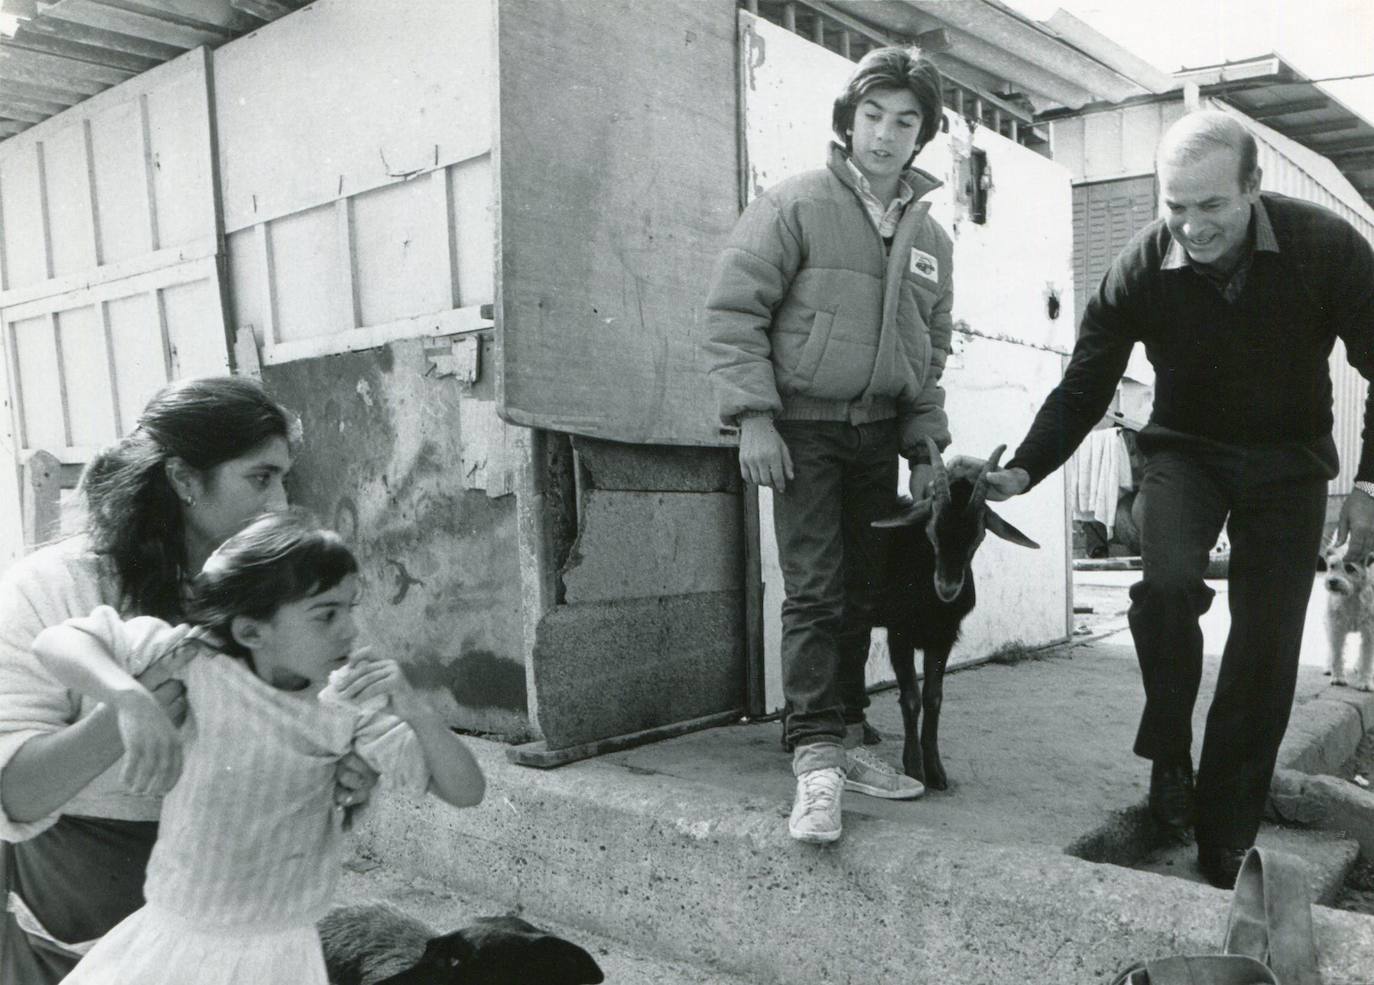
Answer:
[
  {"left": 739, "top": 416, "right": 794, "bottom": 492},
  {"left": 335, "top": 656, "right": 427, "bottom": 720},
  {"left": 112, "top": 688, "right": 184, "bottom": 795}
]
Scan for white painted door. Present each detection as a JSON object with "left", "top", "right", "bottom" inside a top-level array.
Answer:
[
  {"left": 0, "top": 48, "right": 230, "bottom": 568},
  {"left": 739, "top": 13, "right": 1074, "bottom": 711}
]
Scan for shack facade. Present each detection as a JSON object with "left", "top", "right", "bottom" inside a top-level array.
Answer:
[{"left": 0, "top": 0, "right": 1157, "bottom": 755}]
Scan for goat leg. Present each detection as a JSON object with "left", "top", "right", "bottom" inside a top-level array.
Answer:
[
  {"left": 921, "top": 643, "right": 951, "bottom": 790},
  {"left": 887, "top": 623, "right": 925, "bottom": 783}
]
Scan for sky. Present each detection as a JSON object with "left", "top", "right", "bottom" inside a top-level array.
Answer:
[{"left": 1003, "top": 0, "right": 1374, "bottom": 122}]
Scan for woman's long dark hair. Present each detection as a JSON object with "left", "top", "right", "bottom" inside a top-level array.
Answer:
[{"left": 80, "top": 377, "right": 291, "bottom": 621}]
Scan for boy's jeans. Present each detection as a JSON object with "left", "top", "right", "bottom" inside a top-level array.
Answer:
[{"left": 773, "top": 418, "right": 899, "bottom": 764}]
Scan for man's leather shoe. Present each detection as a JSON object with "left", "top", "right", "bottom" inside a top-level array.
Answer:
[
  {"left": 1197, "top": 844, "right": 1248, "bottom": 889},
  {"left": 1148, "top": 758, "right": 1194, "bottom": 843}
]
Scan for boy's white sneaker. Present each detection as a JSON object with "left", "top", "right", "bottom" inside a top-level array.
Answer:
[
  {"left": 845, "top": 746, "right": 925, "bottom": 800},
  {"left": 788, "top": 766, "right": 844, "bottom": 843}
]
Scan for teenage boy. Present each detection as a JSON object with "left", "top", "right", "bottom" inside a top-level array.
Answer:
[{"left": 704, "top": 47, "right": 954, "bottom": 844}]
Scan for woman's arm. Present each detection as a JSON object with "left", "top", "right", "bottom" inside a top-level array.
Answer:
[
  {"left": 32, "top": 624, "right": 185, "bottom": 796},
  {"left": 1, "top": 704, "right": 123, "bottom": 824}
]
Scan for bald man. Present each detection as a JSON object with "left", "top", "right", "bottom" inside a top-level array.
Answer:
[{"left": 981, "top": 109, "right": 1374, "bottom": 887}]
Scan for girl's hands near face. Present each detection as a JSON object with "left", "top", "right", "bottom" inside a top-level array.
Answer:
[
  {"left": 335, "top": 655, "right": 427, "bottom": 720},
  {"left": 113, "top": 688, "right": 184, "bottom": 795}
]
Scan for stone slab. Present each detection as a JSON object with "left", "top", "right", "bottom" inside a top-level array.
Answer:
[
  {"left": 1271, "top": 769, "right": 1374, "bottom": 857},
  {"left": 1134, "top": 825, "right": 1359, "bottom": 906},
  {"left": 573, "top": 436, "right": 740, "bottom": 493},
  {"left": 562, "top": 490, "right": 741, "bottom": 603},
  {"left": 532, "top": 593, "right": 744, "bottom": 749}
]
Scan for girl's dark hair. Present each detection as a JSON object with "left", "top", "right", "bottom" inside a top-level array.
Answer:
[
  {"left": 80, "top": 376, "right": 291, "bottom": 621},
  {"left": 185, "top": 510, "right": 358, "bottom": 657},
  {"left": 832, "top": 46, "right": 945, "bottom": 163}
]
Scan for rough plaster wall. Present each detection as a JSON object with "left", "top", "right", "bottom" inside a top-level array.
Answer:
[
  {"left": 531, "top": 439, "right": 746, "bottom": 749},
  {"left": 262, "top": 334, "right": 530, "bottom": 738}
]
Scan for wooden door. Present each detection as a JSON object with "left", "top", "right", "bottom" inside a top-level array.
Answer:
[{"left": 0, "top": 47, "right": 230, "bottom": 566}]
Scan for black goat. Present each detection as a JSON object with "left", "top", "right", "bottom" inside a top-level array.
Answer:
[
  {"left": 319, "top": 902, "right": 605, "bottom": 985},
  {"left": 871, "top": 440, "right": 1038, "bottom": 790}
]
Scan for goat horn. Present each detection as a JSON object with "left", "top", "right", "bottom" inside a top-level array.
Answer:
[
  {"left": 971, "top": 444, "right": 1008, "bottom": 507},
  {"left": 924, "top": 435, "right": 950, "bottom": 504}
]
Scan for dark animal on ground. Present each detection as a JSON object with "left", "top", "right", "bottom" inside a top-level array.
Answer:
[
  {"left": 319, "top": 902, "right": 605, "bottom": 985},
  {"left": 870, "top": 439, "right": 1039, "bottom": 790}
]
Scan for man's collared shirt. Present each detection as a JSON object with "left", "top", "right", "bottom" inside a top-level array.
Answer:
[
  {"left": 1161, "top": 199, "right": 1281, "bottom": 304},
  {"left": 845, "top": 157, "right": 915, "bottom": 240}
]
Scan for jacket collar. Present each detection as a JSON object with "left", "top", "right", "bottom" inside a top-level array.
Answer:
[{"left": 827, "top": 142, "right": 942, "bottom": 203}]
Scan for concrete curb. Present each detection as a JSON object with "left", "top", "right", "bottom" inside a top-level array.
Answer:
[
  {"left": 1271, "top": 770, "right": 1374, "bottom": 856},
  {"left": 1061, "top": 685, "right": 1374, "bottom": 873},
  {"left": 352, "top": 740, "right": 1374, "bottom": 985}
]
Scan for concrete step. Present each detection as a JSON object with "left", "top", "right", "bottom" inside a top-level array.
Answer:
[
  {"left": 1134, "top": 825, "right": 1360, "bottom": 905},
  {"left": 336, "top": 855, "right": 756, "bottom": 985},
  {"left": 351, "top": 738, "right": 1374, "bottom": 985}
]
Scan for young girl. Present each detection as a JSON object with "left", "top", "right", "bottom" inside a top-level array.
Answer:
[{"left": 31, "top": 511, "right": 485, "bottom": 985}]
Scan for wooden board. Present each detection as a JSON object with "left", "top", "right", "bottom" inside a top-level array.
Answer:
[
  {"left": 493, "top": 0, "right": 740, "bottom": 446},
  {"left": 0, "top": 47, "right": 229, "bottom": 568},
  {"left": 213, "top": 0, "right": 495, "bottom": 364}
]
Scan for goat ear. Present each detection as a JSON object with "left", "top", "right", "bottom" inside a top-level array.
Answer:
[
  {"left": 872, "top": 498, "right": 933, "bottom": 529},
  {"left": 985, "top": 509, "right": 1039, "bottom": 549}
]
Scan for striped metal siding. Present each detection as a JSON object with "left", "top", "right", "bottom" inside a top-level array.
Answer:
[
  {"left": 1250, "top": 134, "right": 1374, "bottom": 495},
  {"left": 1072, "top": 175, "right": 1156, "bottom": 327}
]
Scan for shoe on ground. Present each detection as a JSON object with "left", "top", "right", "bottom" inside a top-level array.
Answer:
[
  {"left": 845, "top": 746, "right": 925, "bottom": 800},
  {"left": 1197, "top": 843, "right": 1249, "bottom": 890},
  {"left": 1148, "top": 757, "right": 1195, "bottom": 843},
  {"left": 789, "top": 766, "right": 844, "bottom": 844}
]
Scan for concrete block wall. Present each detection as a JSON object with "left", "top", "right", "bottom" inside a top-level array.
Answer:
[{"left": 530, "top": 438, "right": 747, "bottom": 748}]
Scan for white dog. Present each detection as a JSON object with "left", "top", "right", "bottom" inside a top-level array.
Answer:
[{"left": 1322, "top": 546, "right": 1374, "bottom": 691}]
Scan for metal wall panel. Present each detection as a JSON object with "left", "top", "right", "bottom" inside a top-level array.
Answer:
[{"left": 0, "top": 47, "right": 230, "bottom": 567}]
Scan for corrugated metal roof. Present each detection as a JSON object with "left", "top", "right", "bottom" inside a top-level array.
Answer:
[
  {"left": 1180, "top": 59, "right": 1374, "bottom": 211},
  {"left": 0, "top": 0, "right": 305, "bottom": 138}
]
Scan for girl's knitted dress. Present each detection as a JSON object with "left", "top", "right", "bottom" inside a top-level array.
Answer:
[{"left": 58, "top": 607, "right": 430, "bottom": 985}]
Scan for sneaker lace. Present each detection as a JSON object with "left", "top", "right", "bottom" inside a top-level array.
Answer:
[
  {"left": 849, "top": 746, "right": 898, "bottom": 775},
  {"left": 797, "top": 768, "right": 842, "bottom": 816}
]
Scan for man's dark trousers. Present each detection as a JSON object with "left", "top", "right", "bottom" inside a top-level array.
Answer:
[
  {"left": 1128, "top": 427, "right": 1334, "bottom": 851},
  {"left": 773, "top": 419, "right": 899, "bottom": 751}
]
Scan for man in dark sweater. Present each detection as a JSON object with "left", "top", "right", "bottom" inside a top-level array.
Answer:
[{"left": 982, "top": 109, "right": 1374, "bottom": 888}]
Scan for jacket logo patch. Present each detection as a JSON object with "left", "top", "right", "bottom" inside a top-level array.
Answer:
[{"left": 910, "top": 248, "right": 939, "bottom": 282}]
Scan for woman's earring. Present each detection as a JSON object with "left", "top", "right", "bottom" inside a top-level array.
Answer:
[{"left": 183, "top": 496, "right": 195, "bottom": 507}]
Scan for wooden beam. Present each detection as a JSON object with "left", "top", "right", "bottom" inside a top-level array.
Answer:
[
  {"left": 0, "top": 55, "right": 109, "bottom": 96},
  {"left": 1317, "top": 136, "right": 1374, "bottom": 155},
  {"left": 85, "top": 0, "right": 238, "bottom": 37},
  {"left": 44, "top": 0, "right": 230, "bottom": 48},
  {"left": 0, "top": 120, "right": 30, "bottom": 138},
  {"left": 0, "top": 103, "right": 49, "bottom": 124},
  {"left": 913, "top": 28, "right": 950, "bottom": 53},
  {"left": 0, "top": 43, "right": 135, "bottom": 86},
  {"left": 0, "top": 93, "right": 69, "bottom": 116},
  {"left": 7, "top": 29, "right": 163, "bottom": 74},
  {"left": 16, "top": 14, "right": 184, "bottom": 60},
  {"left": 1245, "top": 97, "right": 1328, "bottom": 120},
  {"left": 1270, "top": 117, "right": 1358, "bottom": 139},
  {"left": 229, "top": 0, "right": 297, "bottom": 20},
  {"left": 0, "top": 76, "right": 85, "bottom": 107},
  {"left": 1333, "top": 151, "right": 1374, "bottom": 171}
]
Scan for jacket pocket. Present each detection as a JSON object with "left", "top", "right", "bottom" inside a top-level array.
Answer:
[{"left": 791, "top": 309, "right": 835, "bottom": 383}]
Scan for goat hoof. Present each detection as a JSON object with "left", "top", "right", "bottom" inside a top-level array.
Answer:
[
  {"left": 924, "top": 761, "right": 948, "bottom": 791},
  {"left": 862, "top": 721, "right": 883, "bottom": 746}
]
